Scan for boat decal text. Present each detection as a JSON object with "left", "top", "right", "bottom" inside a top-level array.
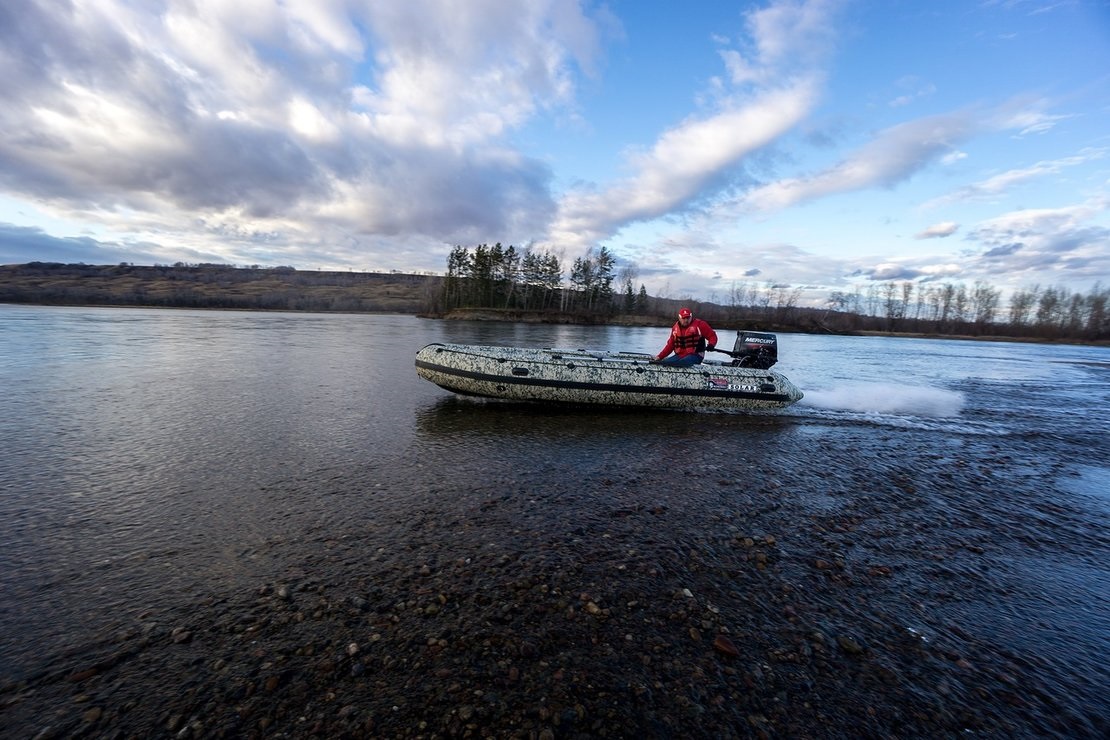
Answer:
[{"left": 705, "top": 377, "right": 760, "bottom": 393}]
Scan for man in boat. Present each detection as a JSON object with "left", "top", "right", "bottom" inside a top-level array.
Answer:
[{"left": 652, "top": 308, "right": 718, "bottom": 366}]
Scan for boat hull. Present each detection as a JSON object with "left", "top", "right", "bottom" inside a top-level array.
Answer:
[{"left": 414, "top": 343, "right": 803, "bottom": 411}]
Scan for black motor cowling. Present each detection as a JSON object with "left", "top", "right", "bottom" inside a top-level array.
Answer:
[{"left": 731, "top": 331, "right": 778, "bottom": 369}]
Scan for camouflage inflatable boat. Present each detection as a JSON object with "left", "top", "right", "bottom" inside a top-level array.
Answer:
[{"left": 414, "top": 331, "right": 803, "bottom": 411}]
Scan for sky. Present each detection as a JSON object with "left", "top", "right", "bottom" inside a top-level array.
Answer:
[{"left": 1, "top": 0, "right": 1108, "bottom": 306}]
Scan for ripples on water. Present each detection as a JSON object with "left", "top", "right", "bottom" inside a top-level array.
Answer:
[{"left": 1, "top": 306, "right": 1107, "bottom": 731}]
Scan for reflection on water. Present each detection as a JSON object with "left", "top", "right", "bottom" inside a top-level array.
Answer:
[{"left": 413, "top": 395, "right": 798, "bottom": 441}]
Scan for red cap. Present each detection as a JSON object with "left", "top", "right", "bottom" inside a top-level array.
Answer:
[{"left": 678, "top": 308, "right": 692, "bottom": 318}]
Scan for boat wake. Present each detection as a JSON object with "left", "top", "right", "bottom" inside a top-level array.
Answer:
[{"left": 799, "top": 382, "right": 965, "bottom": 417}]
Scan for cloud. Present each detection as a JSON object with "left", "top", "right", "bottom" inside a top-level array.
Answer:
[
  {"left": 868, "top": 263, "right": 924, "bottom": 280},
  {"left": 846, "top": 257, "right": 964, "bottom": 284},
  {"left": 1005, "top": 111, "right": 1075, "bottom": 137},
  {"left": 982, "top": 243, "right": 1023, "bottom": 258},
  {"left": 0, "top": 0, "right": 607, "bottom": 269},
  {"left": 625, "top": 229, "right": 862, "bottom": 304},
  {"left": 888, "top": 76, "right": 936, "bottom": 108},
  {"left": 924, "top": 148, "right": 1107, "bottom": 209},
  {"left": 731, "top": 111, "right": 979, "bottom": 213},
  {"left": 839, "top": 199, "right": 1108, "bottom": 291},
  {"left": 800, "top": 199, "right": 1106, "bottom": 297},
  {"left": 546, "top": 0, "right": 841, "bottom": 250},
  {"left": 549, "top": 81, "right": 820, "bottom": 247},
  {"left": 966, "top": 200, "right": 1110, "bottom": 280},
  {"left": 717, "top": 0, "right": 840, "bottom": 86},
  {"left": 356, "top": 0, "right": 609, "bottom": 147},
  {"left": 706, "top": 94, "right": 1089, "bottom": 221},
  {"left": 916, "top": 221, "right": 959, "bottom": 239},
  {"left": 0, "top": 223, "right": 164, "bottom": 266}
]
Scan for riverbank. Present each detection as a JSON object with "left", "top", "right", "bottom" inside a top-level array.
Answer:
[
  {"left": 853, "top": 329, "right": 1110, "bottom": 347},
  {"left": 437, "top": 307, "right": 662, "bottom": 326},
  {"left": 5, "top": 262, "right": 1105, "bottom": 344},
  {"left": 0, "top": 262, "right": 439, "bottom": 314}
]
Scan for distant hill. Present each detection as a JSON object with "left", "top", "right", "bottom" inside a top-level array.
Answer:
[
  {"left": 0, "top": 262, "right": 441, "bottom": 313},
  {"left": 8, "top": 261, "right": 1102, "bottom": 343}
]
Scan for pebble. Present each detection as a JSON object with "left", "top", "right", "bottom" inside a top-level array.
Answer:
[
  {"left": 66, "top": 668, "right": 97, "bottom": 683},
  {"left": 713, "top": 635, "right": 741, "bottom": 657},
  {"left": 837, "top": 635, "right": 864, "bottom": 655}
]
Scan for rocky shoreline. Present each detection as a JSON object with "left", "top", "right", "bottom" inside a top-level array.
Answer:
[
  {"left": 4, "top": 427, "right": 1105, "bottom": 739},
  {"left": 0, "top": 534, "right": 1015, "bottom": 739}
]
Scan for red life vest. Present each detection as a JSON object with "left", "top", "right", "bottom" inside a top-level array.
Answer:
[{"left": 669, "top": 319, "right": 715, "bottom": 357}]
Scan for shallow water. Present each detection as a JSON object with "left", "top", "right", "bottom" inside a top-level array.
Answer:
[{"left": 1, "top": 305, "right": 1107, "bottom": 735}]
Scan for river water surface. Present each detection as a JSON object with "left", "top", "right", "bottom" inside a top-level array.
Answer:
[{"left": 1, "top": 305, "right": 1107, "bottom": 737}]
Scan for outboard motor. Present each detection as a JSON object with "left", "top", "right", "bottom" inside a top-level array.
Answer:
[{"left": 731, "top": 331, "right": 778, "bottom": 369}]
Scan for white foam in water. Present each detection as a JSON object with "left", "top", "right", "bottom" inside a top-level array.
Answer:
[{"left": 800, "top": 382, "right": 965, "bottom": 417}]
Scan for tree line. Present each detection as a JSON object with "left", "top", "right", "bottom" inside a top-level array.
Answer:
[
  {"left": 817, "top": 280, "right": 1107, "bottom": 340},
  {"left": 433, "top": 244, "right": 1107, "bottom": 341},
  {"left": 2, "top": 259, "right": 1105, "bottom": 342},
  {"left": 431, "top": 243, "right": 650, "bottom": 317}
]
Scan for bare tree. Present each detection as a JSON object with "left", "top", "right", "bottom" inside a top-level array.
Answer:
[
  {"left": 900, "top": 282, "right": 915, "bottom": 324},
  {"left": 1008, "top": 284, "right": 1039, "bottom": 327},
  {"left": 1085, "top": 283, "right": 1108, "bottom": 339},
  {"left": 938, "top": 283, "right": 956, "bottom": 328},
  {"left": 971, "top": 280, "right": 1000, "bottom": 331}
]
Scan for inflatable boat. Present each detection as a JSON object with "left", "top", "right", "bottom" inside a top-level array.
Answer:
[{"left": 414, "top": 331, "right": 803, "bottom": 411}]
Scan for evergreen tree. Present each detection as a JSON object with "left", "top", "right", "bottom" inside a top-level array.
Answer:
[
  {"left": 443, "top": 245, "right": 470, "bottom": 309},
  {"left": 594, "top": 246, "right": 616, "bottom": 313}
]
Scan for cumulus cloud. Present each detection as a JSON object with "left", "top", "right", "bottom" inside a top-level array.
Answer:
[
  {"left": 623, "top": 228, "right": 860, "bottom": 305},
  {"left": 847, "top": 258, "right": 964, "bottom": 284},
  {"left": 868, "top": 263, "right": 924, "bottom": 280},
  {"left": 839, "top": 199, "right": 1108, "bottom": 292},
  {"left": 916, "top": 221, "right": 959, "bottom": 239},
  {"left": 717, "top": 0, "right": 839, "bottom": 86},
  {"left": 0, "top": 0, "right": 605, "bottom": 269},
  {"left": 966, "top": 200, "right": 1110, "bottom": 279}
]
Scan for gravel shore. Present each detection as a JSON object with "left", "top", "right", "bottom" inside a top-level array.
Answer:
[{"left": 3, "top": 426, "right": 1106, "bottom": 739}]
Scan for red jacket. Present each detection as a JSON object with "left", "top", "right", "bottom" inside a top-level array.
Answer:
[{"left": 658, "top": 318, "right": 717, "bottom": 359}]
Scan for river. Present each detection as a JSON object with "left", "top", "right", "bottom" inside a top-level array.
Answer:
[{"left": 0, "top": 305, "right": 1107, "bottom": 737}]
